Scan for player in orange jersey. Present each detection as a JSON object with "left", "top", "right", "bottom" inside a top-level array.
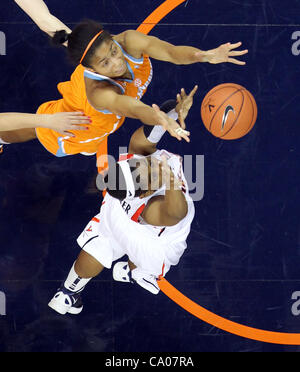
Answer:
[{"left": 6, "top": 19, "right": 247, "bottom": 171}]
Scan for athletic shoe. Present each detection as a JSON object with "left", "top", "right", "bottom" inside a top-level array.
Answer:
[
  {"left": 48, "top": 287, "right": 83, "bottom": 315},
  {"left": 112, "top": 262, "right": 134, "bottom": 283},
  {"left": 131, "top": 272, "right": 160, "bottom": 295},
  {"left": 113, "top": 262, "right": 160, "bottom": 295}
]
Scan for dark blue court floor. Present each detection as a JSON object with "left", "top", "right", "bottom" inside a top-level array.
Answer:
[{"left": 0, "top": 0, "right": 300, "bottom": 352}]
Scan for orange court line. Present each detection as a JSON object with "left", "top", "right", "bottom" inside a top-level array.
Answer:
[
  {"left": 139, "top": 0, "right": 300, "bottom": 345},
  {"left": 137, "top": 0, "right": 186, "bottom": 35},
  {"left": 158, "top": 278, "right": 300, "bottom": 345}
]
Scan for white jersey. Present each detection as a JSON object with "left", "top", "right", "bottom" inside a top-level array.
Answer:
[
  {"left": 117, "top": 149, "right": 195, "bottom": 240},
  {"left": 77, "top": 149, "right": 195, "bottom": 279}
]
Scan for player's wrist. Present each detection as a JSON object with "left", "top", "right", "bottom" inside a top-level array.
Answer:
[
  {"left": 201, "top": 49, "right": 215, "bottom": 63},
  {"left": 38, "top": 114, "right": 52, "bottom": 128}
]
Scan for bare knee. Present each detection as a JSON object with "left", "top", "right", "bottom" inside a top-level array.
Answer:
[
  {"left": 75, "top": 250, "right": 105, "bottom": 278},
  {"left": 128, "top": 259, "right": 137, "bottom": 271}
]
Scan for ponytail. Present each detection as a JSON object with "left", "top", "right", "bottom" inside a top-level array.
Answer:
[
  {"left": 51, "top": 30, "right": 70, "bottom": 46},
  {"left": 51, "top": 19, "right": 112, "bottom": 67}
]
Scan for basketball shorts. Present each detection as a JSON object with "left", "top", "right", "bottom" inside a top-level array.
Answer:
[{"left": 76, "top": 212, "right": 186, "bottom": 279}]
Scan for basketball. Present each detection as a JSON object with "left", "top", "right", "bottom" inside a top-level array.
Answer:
[{"left": 200, "top": 83, "right": 257, "bottom": 140}]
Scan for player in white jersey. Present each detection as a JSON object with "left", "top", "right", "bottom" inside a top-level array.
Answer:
[{"left": 48, "top": 86, "right": 198, "bottom": 315}]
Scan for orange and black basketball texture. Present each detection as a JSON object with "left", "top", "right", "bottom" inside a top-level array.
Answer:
[{"left": 201, "top": 83, "right": 257, "bottom": 140}]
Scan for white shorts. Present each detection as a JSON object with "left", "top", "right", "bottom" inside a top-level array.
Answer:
[
  {"left": 77, "top": 215, "right": 126, "bottom": 270},
  {"left": 76, "top": 210, "right": 187, "bottom": 278}
]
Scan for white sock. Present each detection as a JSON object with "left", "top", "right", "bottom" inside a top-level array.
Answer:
[{"left": 63, "top": 262, "right": 92, "bottom": 293}]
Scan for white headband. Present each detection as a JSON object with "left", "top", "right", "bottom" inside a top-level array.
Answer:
[{"left": 118, "top": 159, "right": 136, "bottom": 200}]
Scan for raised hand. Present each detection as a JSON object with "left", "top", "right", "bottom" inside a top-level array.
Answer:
[
  {"left": 152, "top": 104, "right": 190, "bottom": 143},
  {"left": 196, "top": 42, "right": 248, "bottom": 65},
  {"left": 176, "top": 85, "right": 198, "bottom": 128}
]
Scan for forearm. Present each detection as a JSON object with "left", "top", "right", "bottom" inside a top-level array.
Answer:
[
  {"left": 0, "top": 113, "right": 50, "bottom": 131},
  {"left": 126, "top": 31, "right": 212, "bottom": 65},
  {"left": 14, "top": 0, "right": 71, "bottom": 36},
  {"left": 134, "top": 106, "right": 178, "bottom": 154},
  {"left": 169, "top": 45, "right": 211, "bottom": 65},
  {"left": 111, "top": 96, "right": 163, "bottom": 126},
  {"left": 36, "top": 13, "right": 71, "bottom": 36},
  {"left": 164, "top": 185, "right": 188, "bottom": 220},
  {"left": 130, "top": 104, "right": 163, "bottom": 126}
]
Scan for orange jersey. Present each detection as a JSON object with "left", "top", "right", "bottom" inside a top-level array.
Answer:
[{"left": 36, "top": 41, "right": 153, "bottom": 159}]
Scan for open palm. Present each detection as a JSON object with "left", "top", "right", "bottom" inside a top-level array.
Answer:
[{"left": 207, "top": 42, "right": 248, "bottom": 65}]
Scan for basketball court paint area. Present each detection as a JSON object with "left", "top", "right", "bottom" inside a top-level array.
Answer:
[{"left": 0, "top": 0, "right": 300, "bottom": 352}]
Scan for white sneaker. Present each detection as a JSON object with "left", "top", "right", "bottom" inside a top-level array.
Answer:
[
  {"left": 113, "top": 262, "right": 160, "bottom": 295},
  {"left": 113, "top": 262, "right": 132, "bottom": 282},
  {"left": 48, "top": 289, "right": 83, "bottom": 315},
  {"left": 132, "top": 273, "right": 160, "bottom": 295}
]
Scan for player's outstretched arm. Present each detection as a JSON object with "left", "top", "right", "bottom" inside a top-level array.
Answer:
[
  {"left": 14, "top": 0, "right": 71, "bottom": 37},
  {"left": 0, "top": 112, "right": 90, "bottom": 136},
  {"left": 123, "top": 30, "right": 248, "bottom": 65},
  {"left": 89, "top": 86, "right": 189, "bottom": 142}
]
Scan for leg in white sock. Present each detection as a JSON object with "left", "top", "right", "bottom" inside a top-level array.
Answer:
[{"left": 48, "top": 251, "right": 105, "bottom": 315}]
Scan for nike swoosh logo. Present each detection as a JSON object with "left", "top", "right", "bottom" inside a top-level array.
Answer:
[{"left": 221, "top": 105, "right": 234, "bottom": 130}]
